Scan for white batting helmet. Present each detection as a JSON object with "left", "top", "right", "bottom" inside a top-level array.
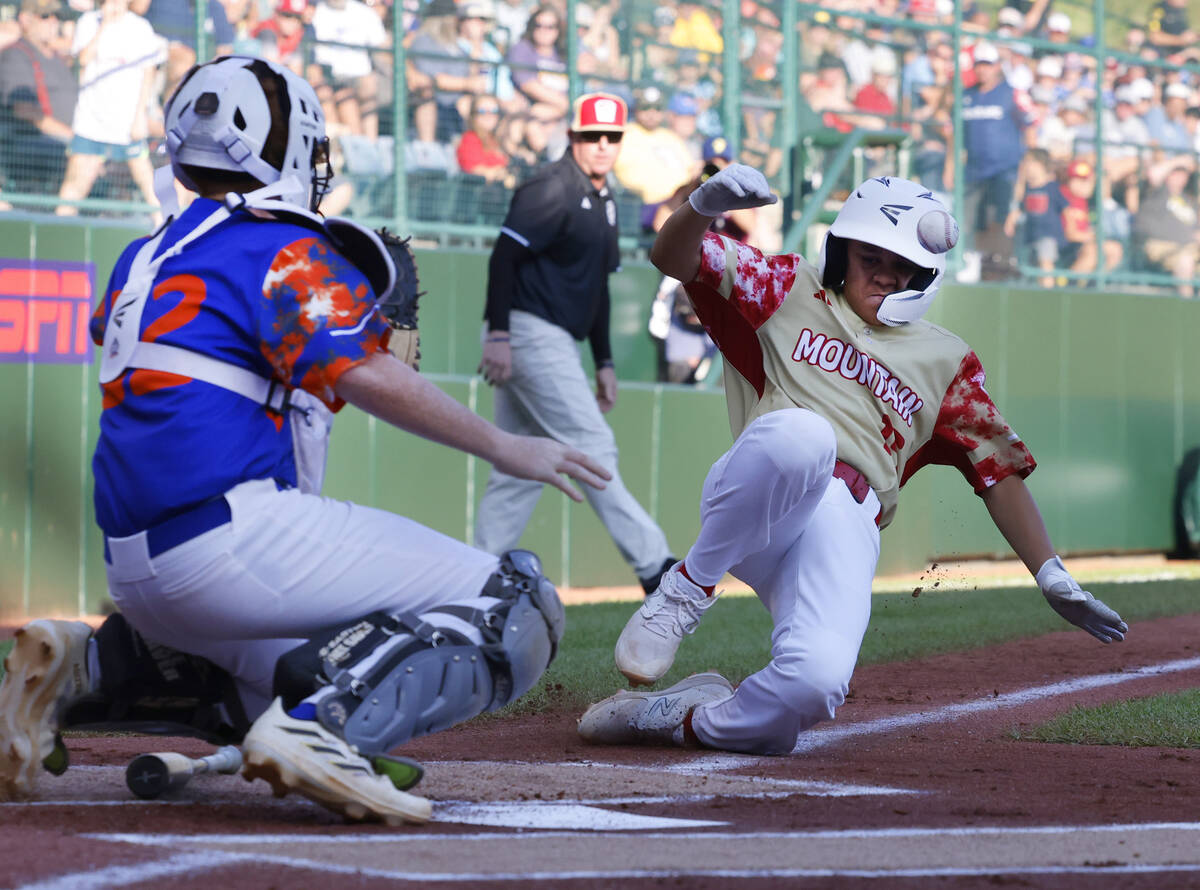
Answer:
[
  {"left": 164, "top": 55, "right": 330, "bottom": 210},
  {"left": 816, "top": 176, "right": 958, "bottom": 326}
]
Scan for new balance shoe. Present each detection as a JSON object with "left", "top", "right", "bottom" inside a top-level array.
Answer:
[
  {"left": 242, "top": 698, "right": 432, "bottom": 825},
  {"left": 577, "top": 671, "right": 734, "bottom": 746},
  {"left": 0, "top": 620, "right": 93, "bottom": 799},
  {"left": 615, "top": 562, "right": 719, "bottom": 686}
]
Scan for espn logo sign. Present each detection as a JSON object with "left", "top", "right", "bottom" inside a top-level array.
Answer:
[{"left": 0, "top": 259, "right": 95, "bottom": 364}]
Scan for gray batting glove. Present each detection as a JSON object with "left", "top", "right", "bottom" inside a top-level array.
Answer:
[
  {"left": 688, "top": 163, "right": 779, "bottom": 217},
  {"left": 1036, "top": 556, "right": 1128, "bottom": 643}
]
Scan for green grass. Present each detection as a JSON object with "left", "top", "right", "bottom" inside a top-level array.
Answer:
[{"left": 1020, "top": 689, "right": 1200, "bottom": 748}]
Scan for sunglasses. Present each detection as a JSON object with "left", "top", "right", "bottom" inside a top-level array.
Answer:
[
  {"left": 577, "top": 131, "right": 623, "bottom": 143},
  {"left": 476, "top": 107, "right": 501, "bottom": 114},
  {"left": 534, "top": 21, "right": 559, "bottom": 29}
]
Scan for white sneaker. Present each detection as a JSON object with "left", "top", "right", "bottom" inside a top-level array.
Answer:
[
  {"left": 615, "top": 563, "right": 718, "bottom": 686},
  {"left": 242, "top": 698, "right": 432, "bottom": 826},
  {"left": 577, "top": 671, "right": 734, "bottom": 746},
  {"left": 0, "top": 620, "right": 92, "bottom": 799}
]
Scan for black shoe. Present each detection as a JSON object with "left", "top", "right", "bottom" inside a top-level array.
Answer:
[{"left": 638, "top": 556, "right": 677, "bottom": 596}]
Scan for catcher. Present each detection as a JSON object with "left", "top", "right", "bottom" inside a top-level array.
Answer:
[{"left": 0, "top": 55, "right": 610, "bottom": 823}]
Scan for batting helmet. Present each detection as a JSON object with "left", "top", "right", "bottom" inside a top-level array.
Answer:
[
  {"left": 164, "top": 55, "right": 330, "bottom": 211},
  {"left": 816, "top": 176, "right": 958, "bottom": 326}
]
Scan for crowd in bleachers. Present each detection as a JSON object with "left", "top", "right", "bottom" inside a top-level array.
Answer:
[{"left": 3, "top": 0, "right": 1200, "bottom": 293}]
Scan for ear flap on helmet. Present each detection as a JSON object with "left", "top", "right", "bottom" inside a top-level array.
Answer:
[{"left": 817, "top": 233, "right": 848, "bottom": 291}]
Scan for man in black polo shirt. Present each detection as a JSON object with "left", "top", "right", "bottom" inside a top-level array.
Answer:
[
  {"left": 477, "top": 92, "right": 676, "bottom": 594},
  {"left": 1146, "top": 0, "right": 1197, "bottom": 61}
]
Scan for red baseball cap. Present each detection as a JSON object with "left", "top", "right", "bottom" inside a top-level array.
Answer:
[
  {"left": 277, "top": 0, "right": 307, "bottom": 15},
  {"left": 1067, "top": 160, "right": 1094, "bottom": 179},
  {"left": 570, "top": 93, "right": 627, "bottom": 133}
]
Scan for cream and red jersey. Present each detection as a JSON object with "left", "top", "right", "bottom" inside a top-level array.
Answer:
[{"left": 685, "top": 232, "right": 1036, "bottom": 528}]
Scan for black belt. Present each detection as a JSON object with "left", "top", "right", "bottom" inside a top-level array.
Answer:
[{"left": 104, "top": 497, "right": 232, "bottom": 563}]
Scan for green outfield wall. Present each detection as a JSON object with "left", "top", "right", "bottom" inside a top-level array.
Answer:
[{"left": 1, "top": 215, "right": 1195, "bottom": 617}]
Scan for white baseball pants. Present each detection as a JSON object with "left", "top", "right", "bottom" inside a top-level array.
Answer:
[
  {"left": 103, "top": 479, "right": 500, "bottom": 720},
  {"left": 684, "top": 409, "right": 882, "bottom": 755},
  {"left": 474, "top": 310, "right": 672, "bottom": 580}
]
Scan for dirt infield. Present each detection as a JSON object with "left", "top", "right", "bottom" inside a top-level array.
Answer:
[{"left": 3, "top": 605, "right": 1200, "bottom": 888}]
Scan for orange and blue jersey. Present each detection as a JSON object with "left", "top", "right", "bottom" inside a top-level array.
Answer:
[{"left": 90, "top": 198, "right": 390, "bottom": 537}]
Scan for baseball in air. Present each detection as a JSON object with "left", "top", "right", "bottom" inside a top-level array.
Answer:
[{"left": 916, "top": 209, "right": 959, "bottom": 254}]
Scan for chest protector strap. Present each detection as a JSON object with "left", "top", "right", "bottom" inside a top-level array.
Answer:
[{"left": 97, "top": 178, "right": 400, "bottom": 494}]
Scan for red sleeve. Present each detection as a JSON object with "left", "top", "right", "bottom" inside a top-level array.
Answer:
[
  {"left": 900, "top": 350, "right": 1037, "bottom": 493},
  {"left": 456, "top": 131, "right": 485, "bottom": 172},
  {"left": 683, "top": 233, "right": 801, "bottom": 399}
]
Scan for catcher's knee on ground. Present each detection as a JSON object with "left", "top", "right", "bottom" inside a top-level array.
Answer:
[
  {"left": 64, "top": 613, "right": 251, "bottom": 744},
  {"left": 272, "top": 549, "right": 563, "bottom": 756}
]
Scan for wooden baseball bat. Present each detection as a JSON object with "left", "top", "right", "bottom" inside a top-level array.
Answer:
[{"left": 125, "top": 745, "right": 243, "bottom": 800}]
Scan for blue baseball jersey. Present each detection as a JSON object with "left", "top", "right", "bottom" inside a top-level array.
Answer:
[
  {"left": 962, "top": 82, "right": 1032, "bottom": 182},
  {"left": 90, "top": 198, "right": 390, "bottom": 537}
]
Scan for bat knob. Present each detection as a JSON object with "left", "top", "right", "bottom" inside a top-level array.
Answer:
[{"left": 126, "top": 754, "right": 173, "bottom": 800}]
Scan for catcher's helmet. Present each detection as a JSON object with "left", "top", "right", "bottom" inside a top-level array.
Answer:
[
  {"left": 164, "top": 55, "right": 330, "bottom": 210},
  {"left": 816, "top": 176, "right": 957, "bottom": 326}
]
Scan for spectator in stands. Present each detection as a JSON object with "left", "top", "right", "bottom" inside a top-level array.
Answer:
[
  {"left": 499, "top": 108, "right": 552, "bottom": 180},
  {"left": 1005, "top": 147, "right": 1068, "bottom": 287},
  {"left": 1058, "top": 158, "right": 1123, "bottom": 281},
  {"left": 0, "top": 0, "right": 76, "bottom": 196},
  {"left": 669, "top": 0, "right": 721, "bottom": 57},
  {"left": 144, "top": 0, "right": 234, "bottom": 100},
  {"left": 1033, "top": 54, "right": 1067, "bottom": 106},
  {"left": 455, "top": 0, "right": 513, "bottom": 110},
  {"left": 996, "top": 5, "right": 1026, "bottom": 37},
  {"left": 613, "top": 85, "right": 696, "bottom": 228},
  {"left": 507, "top": 3, "right": 568, "bottom": 120},
  {"left": 457, "top": 93, "right": 514, "bottom": 187},
  {"left": 1134, "top": 154, "right": 1200, "bottom": 296},
  {"left": 253, "top": 0, "right": 314, "bottom": 75},
  {"left": 312, "top": 0, "right": 387, "bottom": 137},
  {"left": 56, "top": 0, "right": 161, "bottom": 221},
  {"left": 1042, "top": 10, "right": 1072, "bottom": 46},
  {"left": 901, "top": 32, "right": 951, "bottom": 118},
  {"left": 640, "top": 6, "right": 678, "bottom": 84},
  {"left": 574, "top": 2, "right": 626, "bottom": 87},
  {"left": 1147, "top": 81, "right": 1192, "bottom": 151},
  {"left": 804, "top": 50, "right": 855, "bottom": 133},
  {"left": 961, "top": 40, "right": 1034, "bottom": 282},
  {"left": 1036, "top": 92, "right": 1090, "bottom": 163},
  {"left": 850, "top": 48, "right": 898, "bottom": 128},
  {"left": 1002, "top": 40, "right": 1035, "bottom": 93},
  {"left": 1146, "top": 0, "right": 1197, "bottom": 62},
  {"left": 408, "top": 0, "right": 499, "bottom": 145},
  {"left": 667, "top": 91, "right": 702, "bottom": 162},
  {"left": 675, "top": 48, "right": 721, "bottom": 137},
  {"left": 491, "top": 0, "right": 527, "bottom": 56},
  {"left": 1099, "top": 85, "right": 1151, "bottom": 212}
]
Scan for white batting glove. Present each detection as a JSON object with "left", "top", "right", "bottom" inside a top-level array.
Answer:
[
  {"left": 688, "top": 163, "right": 778, "bottom": 217},
  {"left": 1036, "top": 556, "right": 1128, "bottom": 643}
]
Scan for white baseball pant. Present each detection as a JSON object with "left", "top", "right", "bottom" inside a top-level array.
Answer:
[
  {"left": 474, "top": 310, "right": 672, "bottom": 580},
  {"left": 683, "top": 409, "right": 882, "bottom": 755},
  {"left": 103, "top": 479, "right": 500, "bottom": 720}
]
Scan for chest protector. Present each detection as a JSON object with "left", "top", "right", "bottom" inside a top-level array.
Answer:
[{"left": 99, "top": 177, "right": 396, "bottom": 495}]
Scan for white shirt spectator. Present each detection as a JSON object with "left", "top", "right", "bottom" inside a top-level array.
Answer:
[
  {"left": 70, "top": 7, "right": 162, "bottom": 144},
  {"left": 312, "top": 0, "right": 385, "bottom": 81}
]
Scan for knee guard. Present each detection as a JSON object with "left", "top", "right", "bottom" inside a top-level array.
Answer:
[
  {"left": 272, "top": 549, "right": 563, "bottom": 756},
  {"left": 62, "top": 613, "right": 250, "bottom": 745}
]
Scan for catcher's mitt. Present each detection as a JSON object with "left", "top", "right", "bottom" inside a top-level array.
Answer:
[{"left": 376, "top": 227, "right": 423, "bottom": 370}]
